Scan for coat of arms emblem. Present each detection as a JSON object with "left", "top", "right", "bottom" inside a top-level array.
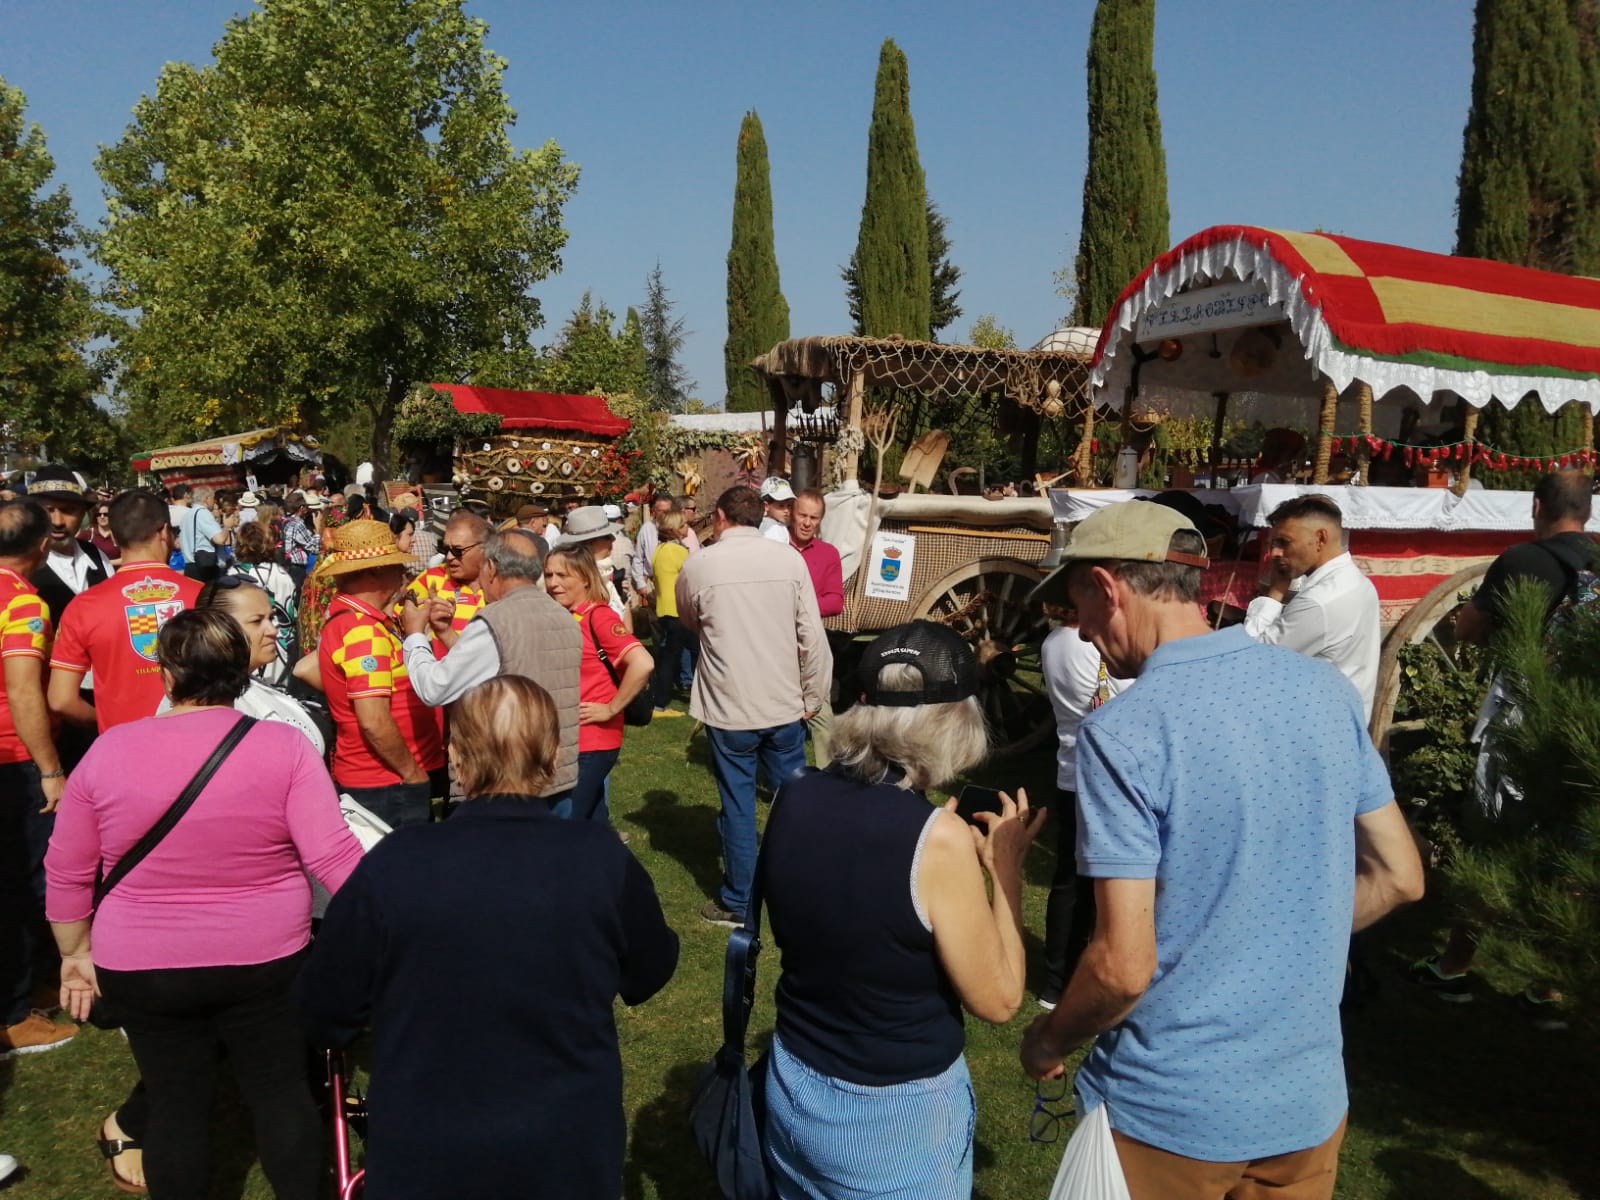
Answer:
[{"left": 121, "top": 576, "right": 185, "bottom": 662}]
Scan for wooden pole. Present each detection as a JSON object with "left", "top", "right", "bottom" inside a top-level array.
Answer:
[
  {"left": 768, "top": 377, "right": 790, "bottom": 476},
  {"left": 840, "top": 369, "right": 866, "bottom": 486},
  {"left": 1353, "top": 381, "right": 1373, "bottom": 486},
  {"left": 1073, "top": 403, "right": 1096, "bottom": 484},
  {"left": 1210, "top": 391, "right": 1229, "bottom": 480},
  {"left": 1453, "top": 406, "right": 1480, "bottom": 496},
  {"left": 1312, "top": 378, "right": 1339, "bottom": 485}
]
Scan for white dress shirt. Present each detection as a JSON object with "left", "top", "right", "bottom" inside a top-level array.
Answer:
[
  {"left": 1244, "top": 550, "right": 1381, "bottom": 719},
  {"left": 44, "top": 541, "right": 114, "bottom": 596},
  {"left": 402, "top": 622, "right": 502, "bottom": 707}
]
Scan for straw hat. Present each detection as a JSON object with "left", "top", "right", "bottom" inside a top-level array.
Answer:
[
  {"left": 313, "top": 519, "right": 413, "bottom": 578},
  {"left": 238, "top": 491, "right": 260, "bottom": 508}
]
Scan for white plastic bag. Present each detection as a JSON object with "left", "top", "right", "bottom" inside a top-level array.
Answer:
[
  {"left": 1047, "top": 1102, "right": 1132, "bottom": 1200},
  {"left": 310, "top": 794, "right": 392, "bottom": 918}
]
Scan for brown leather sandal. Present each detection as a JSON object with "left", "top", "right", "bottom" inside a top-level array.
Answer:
[{"left": 97, "top": 1118, "right": 148, "bottom": 1195}]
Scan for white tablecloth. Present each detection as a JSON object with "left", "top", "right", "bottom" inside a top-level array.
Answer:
[{"left": 1047, "top": 485, "right": 1594, "bottom": 533}]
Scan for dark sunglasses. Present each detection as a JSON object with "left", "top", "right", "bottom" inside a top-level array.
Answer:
[
  {"left": 1027, "top": 1077, "right": 1073, "bottom": 1144},
  {"left": 441, "top": 541, "right": 482, "bottom": 560}
]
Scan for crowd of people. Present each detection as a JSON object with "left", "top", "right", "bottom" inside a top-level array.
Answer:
[{"left": 0, "top": 456, "right": 1589, "bottom": 1199}]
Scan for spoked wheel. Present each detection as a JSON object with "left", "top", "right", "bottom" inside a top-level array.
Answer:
[
  {"left": 1369, "top": 563, "right": 1490, "bottom": 756},
  {"left": 915, "top": 558, "right": 1053, "bottom": 757}
]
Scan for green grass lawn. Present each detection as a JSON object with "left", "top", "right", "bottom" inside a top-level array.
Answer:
[{"left": 3, "top": 715, "right": 1596, "bottom": 1198}]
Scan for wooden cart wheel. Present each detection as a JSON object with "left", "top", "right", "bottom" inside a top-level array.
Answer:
[
  {"left": 914, "top": 557, "right": 1054, "bottom": 758},
  {"left": 1368, "top": 562, "right": 1491, "bottom": 756}
]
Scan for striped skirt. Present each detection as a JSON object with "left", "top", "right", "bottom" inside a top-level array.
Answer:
[{"left": 763, "top": 1034, "right": 976, "bottom": 1199}]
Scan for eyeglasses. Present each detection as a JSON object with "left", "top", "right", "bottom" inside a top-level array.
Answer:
[
  {"left": 1028, "top": 1077, "right": 1073, "bottom": 1144},
  {"left": 442, "top": 541, "right": 482, "bottom": 560}
]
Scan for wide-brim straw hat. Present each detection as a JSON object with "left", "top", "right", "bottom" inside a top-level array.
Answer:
[
  {"left": 314, "top": 519, "right": 413, "bottom": 578},
  {"left": 561, "top": 504, "right": 623, "bottom": 542}
]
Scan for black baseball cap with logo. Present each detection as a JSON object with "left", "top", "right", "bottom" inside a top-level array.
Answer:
[{"left": 856, "top": 620, "right": 980, "bottom": 707}]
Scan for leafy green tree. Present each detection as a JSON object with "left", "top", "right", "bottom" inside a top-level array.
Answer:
[
  {"left": 843, "top": 199, "right": 962, "bottom": 338},
  {"left": 1069, "top": 0, "right": 1170, "bottom": 329},
  {"left": 1443, "top": 580, "right": 1600, "bottom": 1027},
  {"left": 94, "top": 0, "right": 579, "bottom": 473},
  {"left": 539, "top": 293, "right": 647, "bottom": 398},
  {"left": 966, "top": 313, "right": 1016, "bottom": 351},
  {"left": 0, "top": 77, "right": 114, "bottom": 467},
  {"left": 852, "top": 39, "right": 930, "bottom": 341},
  {"left": 641, "top": 263, "right": 693, "bottom": 412},
  {"left": 725, "top": 111, "right": 789, "bottom": 412},
  {"left": 1457, "top": 0, "right": 1599, "bottom": 487}
]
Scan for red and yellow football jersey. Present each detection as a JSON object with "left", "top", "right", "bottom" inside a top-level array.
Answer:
[
  {"left": 49, "top": 562, "right": 201, "bottom": 732},
  {"left": 398, "top": 567, "right": 484, "bottom": 652},
  {"left": 320, "top": 593, "right": 444, "bottom": 789},
  {"left": 0, "top": 567, "right": 52, "bottom": 764}
]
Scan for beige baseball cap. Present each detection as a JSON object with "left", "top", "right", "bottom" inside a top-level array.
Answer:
[{"left": 1032, "top": 502, "right": 1208, "bottom": 605}]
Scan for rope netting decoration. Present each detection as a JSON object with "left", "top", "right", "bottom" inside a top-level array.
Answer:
[{"left": 754, "top": 336, "right": 1095, "bottom": 418}]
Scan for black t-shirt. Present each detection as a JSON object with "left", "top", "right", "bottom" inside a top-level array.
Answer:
[{"left": 1473, "top": 531, "right": 1598, "bottom": 626}]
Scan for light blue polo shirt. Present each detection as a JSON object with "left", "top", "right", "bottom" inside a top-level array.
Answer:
[{"left": 1074, "top": 625, "right": 1392, "bottom": 1161}]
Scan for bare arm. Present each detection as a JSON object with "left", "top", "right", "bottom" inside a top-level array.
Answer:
[
  {"left": 47, "top": 666, "right": 96, "bottom": 728},
  {"left": 292, "top": 652, "right": 324, "bottom": 693},
  {"left": 1021, "top": 877, "right": 1157, "bottom": 1078},
  {"left": 1353, "top": 800, "right": 1425, "bottom": 931},
  {"left": 351, "top": 694, "right": 427, "bottom": 784},
  {"left": 921, "top": 794, "right": 1044, "bottom": 1024},
  {"left": 4, "top": 657, "right": 63, "bottom": 809},
  {"left": 1454, "top": 600, "right": 1492, "bottom": 645}
]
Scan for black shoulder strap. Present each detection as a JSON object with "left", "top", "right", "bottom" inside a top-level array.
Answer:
[
  {"left": 585, "top": 607, "right": 623, "bottom": 687},
  {"left": 93, "top": 716, "right": 257, "bottom": 911},
  {"left": 719, "top": 844, "right": 766, "bottom": 1055}
]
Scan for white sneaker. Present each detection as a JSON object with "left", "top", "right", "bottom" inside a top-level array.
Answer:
[
  {"left": 1037, "top": 996, "right": 1058, "bottom": 1012},
  {"left": 0, "top": 1153, "right": 19, "bottom": 1184}
]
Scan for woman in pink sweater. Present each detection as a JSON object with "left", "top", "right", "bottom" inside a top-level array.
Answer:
[{"left": 46, "top": 609, "right": 361, "bottom": 1200}]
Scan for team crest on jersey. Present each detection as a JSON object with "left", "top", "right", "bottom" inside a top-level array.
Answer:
[{"left": 121, "top": 576, "right": 185, "bottom": 662}]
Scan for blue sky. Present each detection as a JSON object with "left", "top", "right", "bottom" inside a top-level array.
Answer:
[{"left": 3, "top": 1, "right": 1474, "bottom": 409}]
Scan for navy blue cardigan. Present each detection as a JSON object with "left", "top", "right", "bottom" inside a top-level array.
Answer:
[{"left": 296, "top": 796, "right": 679, "bottom": 1200}]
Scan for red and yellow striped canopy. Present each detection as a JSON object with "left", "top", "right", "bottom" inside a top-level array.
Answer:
[{"left": 1092, "top": 225, "right": 1600, "bottom": 412}]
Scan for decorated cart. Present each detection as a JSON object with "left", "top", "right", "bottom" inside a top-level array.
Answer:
[
  {"left": 421, "top": 384, "right": 633, "bottom": 517},
  {"left": 133, "top": 426, "right": 322, "bottom": 492},
  {"left": 752, "top": 334, "right": 1099, "bottom": 754},
  {"left": 1057, "top": 224, "right": 1600, "bottom": 747}
]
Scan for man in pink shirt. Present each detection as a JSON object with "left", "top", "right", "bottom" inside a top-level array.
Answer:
[{"left": 790, "top": 489, "right": 843, "bottom": 766}]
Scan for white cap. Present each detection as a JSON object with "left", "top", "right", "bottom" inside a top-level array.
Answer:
[
  {"left": 602, "top": 503, "right": 623, "bottom": 520},
  {"left": 760, "top": 476, "right": 795, "bottom": 502}
]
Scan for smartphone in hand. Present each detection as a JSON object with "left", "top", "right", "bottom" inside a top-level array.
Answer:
[{"left": 955, "top": 785, "right": 1005, "bottom": 826}]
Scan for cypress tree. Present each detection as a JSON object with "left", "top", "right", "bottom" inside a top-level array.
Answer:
[
  {"left": 853, "top": 39, "right": 931, "bottom": 340},
  {"left": 842, "top": 199, "right": 961, "bottom": 337},
  {"left": 1457, "top": 0, "right": 1599, "bottom": 487},
  {"left": 724, "top": 110, "right": 789, "bottom": 412},
  {"left": 1068, "top": 0, "right": 1170, "bottom": 329}
]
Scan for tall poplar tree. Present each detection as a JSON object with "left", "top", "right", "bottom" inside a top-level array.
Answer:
[
  {"left": 1457, "top": 0, "right": 1599, "bottom": 487},
  {"left": 724, "top": 111, "right": 789, "bottom": 412},
  {"left": 1068, "top": 0, "right": 1170, "bottom": 329},
  {"left": 852, "top": 39, "right": 931, "bottom": 341}
]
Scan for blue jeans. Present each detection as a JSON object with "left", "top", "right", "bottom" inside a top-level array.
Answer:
[
  {"left": 342, "top": 780, "right": 431, "bottom": 829},
  {"left": 564, "top": 748, "right": 620, "bottom": 824},
  {"left": 707, "top": 721, "right": 807, "bottom": 916}
]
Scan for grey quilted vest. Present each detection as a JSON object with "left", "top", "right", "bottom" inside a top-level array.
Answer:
[{"left": 474, "top": 583, "right": 582, "bottom": 796}]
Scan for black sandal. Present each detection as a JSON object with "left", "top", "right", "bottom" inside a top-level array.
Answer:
[{"left": 97, "top": 1122, "right": 147, "bottom": 1196}]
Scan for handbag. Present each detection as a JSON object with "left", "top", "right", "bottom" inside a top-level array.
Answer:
[
  {"left": 86, "top": 715, "right": 257, "bottom": 1028},
  {"left": 687, "top": 854, "right": 775, "bottom": 1200},
  {"left": 586, "top": 608, "right": 653, "bottom": 727}
]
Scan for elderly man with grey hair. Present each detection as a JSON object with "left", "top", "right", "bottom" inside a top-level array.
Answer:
[{"left": 400, "top": 529, "right": 581, "bottom": 803}]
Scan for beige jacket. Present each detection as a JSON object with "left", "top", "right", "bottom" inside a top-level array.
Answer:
[{"left": 676, "top": 526, "right": 831, "bottom": 731}]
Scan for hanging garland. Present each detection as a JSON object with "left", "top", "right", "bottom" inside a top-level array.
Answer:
[{"left": 1320, "top": 432, "right": 1598, "bottom": 473}]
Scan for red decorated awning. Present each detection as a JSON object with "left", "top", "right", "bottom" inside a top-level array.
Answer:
[
  {"left": 1092, "top": 225, "right": 1600, "bottom": 414},
  {"left": 431, "top": 384, "right": 631, "bottom": 436}
]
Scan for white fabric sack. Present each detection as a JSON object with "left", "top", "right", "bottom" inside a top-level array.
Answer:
[
  {"left": 310, "top": 794, "right": 392, "bottom": 919},
  {"left": 1047, "top": 1102, "right": 1131, "bottom": 1200}
]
